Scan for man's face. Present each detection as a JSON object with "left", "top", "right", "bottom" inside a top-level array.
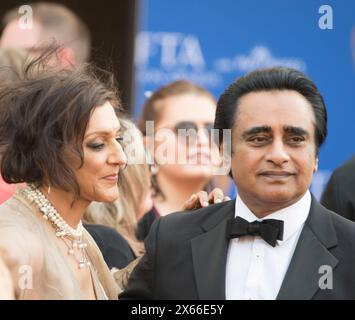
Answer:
[{"left": 230, "top": 90, "right": 318, "bottom": 215}]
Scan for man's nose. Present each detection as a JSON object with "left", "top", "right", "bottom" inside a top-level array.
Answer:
[{"left": 265, "top": 139, "right": 290, "bottom": 165}]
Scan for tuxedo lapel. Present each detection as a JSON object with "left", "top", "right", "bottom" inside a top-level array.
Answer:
[
  {"left": 191, "top": 200, "right": 235, "bottom": 300},
  {"left": 277, "top": 197, "right": 338, "bottom": 300}
]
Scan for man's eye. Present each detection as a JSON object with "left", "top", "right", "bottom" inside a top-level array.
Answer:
[
  {"left": 249, "top": 136, "right": 269, "bottom": 144},
  {"left": 288, "top": 136, "right": 305, "bottom": 144}
]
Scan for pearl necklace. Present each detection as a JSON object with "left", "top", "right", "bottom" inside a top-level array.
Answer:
[{"left": 20, "top": 184, "right": 91, "bottom": 269}]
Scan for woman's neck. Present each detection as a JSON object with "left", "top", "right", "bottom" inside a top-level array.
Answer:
[
  {"left": 39, "top": 185, "right": 90, "bottom": 228},
  {"left": 154, "top": 174, "right": 209, "bottom": 216}
]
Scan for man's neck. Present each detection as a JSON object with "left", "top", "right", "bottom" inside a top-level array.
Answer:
[{"left": 237, "top": 192, "right": 307, "bottom": 219}]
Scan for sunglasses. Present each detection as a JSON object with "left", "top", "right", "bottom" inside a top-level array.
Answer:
[
  {"left": 167, "top": 121, "right": 216, "bottom": 145},
  {"left": 172, "top": 121, "right": 214, "bottom": 135}
]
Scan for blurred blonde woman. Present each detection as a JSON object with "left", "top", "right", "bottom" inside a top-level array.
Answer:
[
  {"left": 137, "top": 80, "right": 224, "bottom": 241},
  {"left": 84, "top": 119, "right": 152, "bottom": 258}
]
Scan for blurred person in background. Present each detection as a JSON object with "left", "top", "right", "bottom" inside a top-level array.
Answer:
[
  {"left": 137, "top": 80, "right": 228, "bottom": 241},
  {"left": 321, "top": 156, "right": 355, "bottom": 222},
  {"left": 0, "top": 2, "right": 90, "bottom": 68}
]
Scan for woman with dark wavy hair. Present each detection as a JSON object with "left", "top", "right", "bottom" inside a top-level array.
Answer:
[{"left": 0, "top": 53, "right": 127, "bottom": 299}]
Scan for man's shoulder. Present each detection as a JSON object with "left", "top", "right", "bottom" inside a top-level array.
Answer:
[
  {"left": 155, "top": 200, "right": 235, "bottom": 238},
  {"left": 160, "top": 200, "right": 234, "bottom": 226},
  {"left": 145, "top": 200, "right": 234, "bottom": 251}
]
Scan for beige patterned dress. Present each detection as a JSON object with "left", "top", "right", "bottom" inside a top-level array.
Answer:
[{"left": 0, "top": 191, "right": 120, "bottom": 300}]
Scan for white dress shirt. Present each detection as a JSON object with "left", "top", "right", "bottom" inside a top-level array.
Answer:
[{"left": 225, "top": 191, "right": 311, "bottom": 300}]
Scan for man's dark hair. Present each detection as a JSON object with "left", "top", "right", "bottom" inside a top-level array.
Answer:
[
  {"left": 0, "top": 49, "right": 121, "bottom": 197},
  {"left": 214, "top": 67, "right": 327, "bottom": 155}
]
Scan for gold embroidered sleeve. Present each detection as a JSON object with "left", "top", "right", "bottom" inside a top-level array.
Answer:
[{"left": 111, "top": 257, "right": 142, "bottom": 295}]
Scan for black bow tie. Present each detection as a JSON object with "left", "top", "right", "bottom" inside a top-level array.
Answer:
[{"left": 227, "top": 216, "right": 284, "bottom": 247}]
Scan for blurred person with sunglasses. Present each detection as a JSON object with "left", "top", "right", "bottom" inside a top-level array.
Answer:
[{"left": 137, "top": 80, "right": 228, "bottom": 241}]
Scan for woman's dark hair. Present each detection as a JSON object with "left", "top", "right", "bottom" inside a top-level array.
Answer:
[
  {"left": 214, "top": 67, "right": 327, "bottom": 155},
  {"left": 0, "top": 49, "right": 122, "bottom": 197}
]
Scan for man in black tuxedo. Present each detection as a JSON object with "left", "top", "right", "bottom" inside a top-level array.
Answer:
[{"left": 120, "top": 67, "right": 355, "bottom": 300}]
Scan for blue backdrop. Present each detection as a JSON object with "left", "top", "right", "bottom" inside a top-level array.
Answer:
[{"left": 133, "top": 0, "right": 355, "bottom": 199}]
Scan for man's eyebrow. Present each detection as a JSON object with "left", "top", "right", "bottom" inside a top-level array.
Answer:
[
  {"left": 283, "top": 126, "right": 309, "bottom": 136},
  {"left": 242, "top": 126, "right": 272, "bottom": 139},
  {"left": 85, "top": 127, "right": 121, "bottom": 138}
]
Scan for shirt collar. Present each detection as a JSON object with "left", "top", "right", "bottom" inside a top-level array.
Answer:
[{"left": 234, "top": 190, "right": 311, "bottom": 244}]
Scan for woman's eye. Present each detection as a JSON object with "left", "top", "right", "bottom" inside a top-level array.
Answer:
[{"left": 87, "top": 143, "right": 104, "bottom": 151}]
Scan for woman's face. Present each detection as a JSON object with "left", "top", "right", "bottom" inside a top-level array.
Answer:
[
  {"left": 152, "top": 93, "right": 216, "bottom": 182},
  {"left": 70, "top": 101, "right": 127, "bottom": 203}
]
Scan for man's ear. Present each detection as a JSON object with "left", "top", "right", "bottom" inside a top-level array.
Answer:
[{"left": 216, "top": 141, "right": 233, "bottom": 178}]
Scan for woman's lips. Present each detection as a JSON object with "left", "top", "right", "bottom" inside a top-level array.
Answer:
[{"left": 102, "top": 174, "right": 118, "bottom": 182}]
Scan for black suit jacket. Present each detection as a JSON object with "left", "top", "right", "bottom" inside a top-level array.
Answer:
[
  {"left": 85, "top": 224, "right": 135, "bottom": 269},
  {"left": 120, "top": 196, "right": 355, "bottom": 300},
  {"left": 321, "top": 156, "right": 355, "bottom": 222}
]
